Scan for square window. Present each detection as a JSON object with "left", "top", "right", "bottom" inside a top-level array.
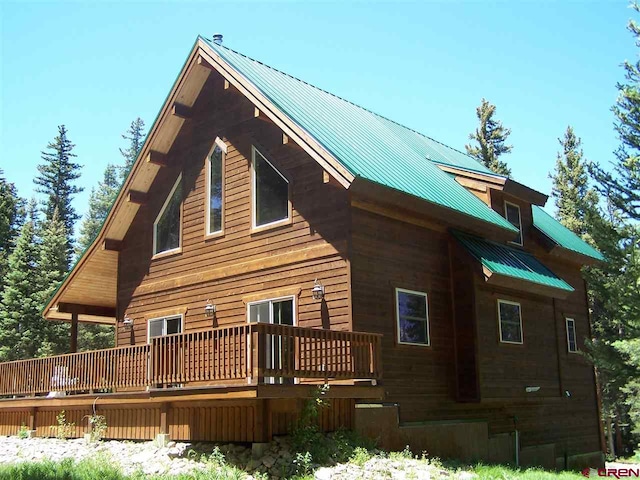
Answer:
[
  {"left": 148, "top": 315, "right": 183, "bottom": 342},
  {"left": 498, "top": 300, "right": 523, "bottom": 344},
  {"left": 396, "top": 289, "right": 430, "bottom": 346}
]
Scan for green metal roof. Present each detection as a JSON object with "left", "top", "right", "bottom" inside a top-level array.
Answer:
[
  {"left": 532, "top": 205, "right": 605, "bottom": 261},
  {"left": 453, "top": 231, "right": 575, "bottom": 292},
  {"left": 203, "top": 38, "right": 516, "bottom": 233}
]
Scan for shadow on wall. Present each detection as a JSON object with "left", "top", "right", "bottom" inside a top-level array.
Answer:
[{"left": 354, "top": 404, "right": 604, "bottom": 470}]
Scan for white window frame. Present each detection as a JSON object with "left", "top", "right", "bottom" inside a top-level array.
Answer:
[
  {"left": 395, "top": 288, "right": 430, "bottom": 347},
  {"left": 566, "top": 317, "right": 578, "bottom": 353},
  {"left": 497, "top": 299, "right": 523, "bottom": 344},
  {"left": 504, "top": 200, "right": 523, "bottom": 246},
  {"left": 147, "top": 313, "right": 184, "bottom": 344},
  {"left": 251, "top": 145, "right": 291, "bottom": 231},
  {"left": 153, "top": 173, "right": 183, "bottom": 256},
  {"left": 246, "top": 295, "right": 297, "bottom": 327},
  {"left": 205, "top": 137, "right": 227, "bottom": 238}
]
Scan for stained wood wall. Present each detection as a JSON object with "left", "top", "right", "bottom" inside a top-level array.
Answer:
[
  {"left": 116, "top": 72, "right": 351, "bottom": 346},
  {"left": 349, "top": 205, "right": 601, "bottom": 458}
]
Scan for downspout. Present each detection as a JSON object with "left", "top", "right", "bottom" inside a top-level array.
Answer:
[{"left": 513, "top": 415, "right": 519, "bottom": 467}]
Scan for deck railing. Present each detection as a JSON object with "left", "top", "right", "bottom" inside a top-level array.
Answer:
[{"left": 0, "top": 324, "right": 382, "bottom": 397}]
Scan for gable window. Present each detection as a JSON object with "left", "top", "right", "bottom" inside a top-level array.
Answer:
[
  {"left": 566, "top": 318, "right": 578, "bottom": 353},
  {"left": 252, "top": 146, "right": 290, "bottom": 229},
  {"left": 148, "top": 314, "right": 182, "bottom": 342},
  {"left": 498, "top": 299, "right": 523, "bottom": 344},
  {"left": 395, "top": 288, "right": 430, "bottom": 346},
  {"left": 504, "top": 201, "right": 523, "bottom": 246},
  {"left": 153, "top": 174, "right": 182, "bottom": 255},
  {"left": 206, "top": 138, "right": 226, "bottom": 236}
]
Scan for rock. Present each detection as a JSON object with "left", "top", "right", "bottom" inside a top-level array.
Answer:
[
  {"left": 315, "top": 467, "right": 333, "bottom": 480},
  {"left": 166, "top": 441, "right": 176, "bottom": 448},
  {"left": 246, "top": 458, "right": 262, "bottom": 471},
  {"left": 262, "top": 455, "right": 276, "bottom": 468},
  {"left": 167, "top": 447, "right": 181, "bottom": 458}
]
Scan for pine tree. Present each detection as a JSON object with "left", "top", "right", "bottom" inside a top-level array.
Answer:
[
  {"left": 550, "top": 127, "right": 599, "bottom": 236},
  {"left": 0, "top": 170, "right": 24, "bottom": 293},
  {"left": 37, "top": 208, "right": 70, "bottom": 357},
  {"left": 591, "top": 3, "right": 640, "bottom": 222},
  {"left": 34, "top": 125, "right": 83, "bottom": 267},
  {"left": 0, "top": 200, "right": 43, "bottom": 361},
  {"left": 465, "top": 99, "right": 513, "bottom": 176},
  {"left": 76, "top": 164, "right": 120, "bottom": 254},
  {"left": 119, "top": 117, "right": 146, "bottom": 181}
]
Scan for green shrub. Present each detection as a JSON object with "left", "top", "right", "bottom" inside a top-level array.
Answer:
[
  {"left": 17, "top": 423, "right": 29, "bottom": 439},
  {"left": 348, "top": 446, "right": 372, "bottom": 467},
  {"left": 49, "top": 410, "right": 75, "bottom": 440},
  {"left": 85, "top": 413, "right": 107, "bottom": 442}
]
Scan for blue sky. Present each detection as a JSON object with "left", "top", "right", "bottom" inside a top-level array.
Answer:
[{"left": 0, "top": 1, "right": 635, "bottom": 229}]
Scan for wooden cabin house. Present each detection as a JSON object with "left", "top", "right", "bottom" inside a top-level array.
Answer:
[{"left": 0, "top": 35, "right": 604, "bottom": 469}]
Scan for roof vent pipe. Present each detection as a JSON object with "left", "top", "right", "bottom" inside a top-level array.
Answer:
[{"left": 212, "top": 33, "right": 223, "bottom": 45}]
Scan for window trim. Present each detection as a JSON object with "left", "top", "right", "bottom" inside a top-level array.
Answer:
[
  {"left": 504, "top": 200, "right": 523, "bottom": 246},
  {"left": 251, "top": 145, "right": 292, "bottom": 232},
  {"left": 147, "top": 313, "right": 184, "bottom": 344},
  {"left": 395, "top": 287, "right": 430, "bottom": 347},
  {"left": 497, "top": 299, "right": 523, "bottom": 345},
  {"left": 204, "top": 137, "right": 227, "bottom": 239},
  {"left": 566, "top": 317, "right": 578, "bottom": 353},
  {"left": 246, "top": 295, "right": 297, "bottom": 327},
  {"left": 152, "top": 173, "right": 183, "bottom": 258}
]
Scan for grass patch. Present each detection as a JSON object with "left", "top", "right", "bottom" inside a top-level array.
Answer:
[
  {"left": 0, "top": 457, "right": 250, "bottom": 480},
  {"left": 472, "top": 464, "right": 587, "bottom": 480}
]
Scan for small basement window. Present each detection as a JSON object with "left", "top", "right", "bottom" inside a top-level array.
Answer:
[
  {"left": 153, "top": 174, "right": 182, "bottom": 255},
  {"left": 252, "top": 146, "right": 290, "bottom": 228},
  {"left": 566, "top": 318, "right": 578, "bottom": 353},
  {"left": 504, "top": 201, "right": 523, "bottom": 246},
  {"left": 395, "top": 288, "right": 430, "bottom": 346},
  {"left": 498, "top": 299, "right": 523, "bottom": 344},
  {"left": 148, "top": 314, "right": 183, "bottom": 342},
  {"left": 206, "top": 138, "right": 226, "bottom": 236}
]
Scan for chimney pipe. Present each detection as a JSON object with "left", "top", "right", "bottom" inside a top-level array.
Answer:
[{"left": 212, "top": 33, "right": 223, "bottom": 45}]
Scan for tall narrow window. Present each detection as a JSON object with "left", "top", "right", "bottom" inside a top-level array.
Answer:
[
  {"left": 566, "top": 318, "right": 578, "bottom": 353},
  {"left": 148, "top": 314, "right": 182, "bottom": 342},
  {"left": 252, "top": 146, "right": 290, "bottom": 228},
  {"left": 504, "top": 201, "right": 523, "bottom": 246},
  {"left": 153, "top": 174, "right": 182, "bottom": 255},
  {"left": 395, "top": 288, "right": 430, "bottom": 346},
  {"left": 498, "top": 299, "right": 523, "bottom": 344},
  {"left": 206, "top": 138, "right": 226, "bottom": 235}
]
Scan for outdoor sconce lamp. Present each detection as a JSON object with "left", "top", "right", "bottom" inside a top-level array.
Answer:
[
  {"left": 204, "top": 300, "right": 216, "bottom": 317},
  {"left": 122, "top": 315, "right": 133, "bottom": 330},
  {"left": 312, "top": 279, "right": 325, "bottom": 301}
]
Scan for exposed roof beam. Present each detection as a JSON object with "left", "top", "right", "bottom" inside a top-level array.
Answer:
[
  {"left": 172, "top": 102, "right": 192, "bottom": 119},
  {"left": 196, "top": 55, "right": 215, "bottom": 70},
  {"left": 102, "top": 239, "right": 123, "bottom": 252},
  {"left": 127, "top": 190, "right": 148, "bottom": 205},
  {"left": 57, "top": 303, "right": 117, "bottom": 318},
  {"left": 146, "top": 150, "right": 169, "bottom": 167}
]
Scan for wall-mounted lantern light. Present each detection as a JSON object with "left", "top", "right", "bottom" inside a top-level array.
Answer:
[
  {"left": 122, "top": 315, "right": 134, "bottom": 330},
  {"left": 204, "top": 300, "right": 216, "bottom": 317},
  {"left": 312, "top": 279, "right": 325, "bottom": 301}
]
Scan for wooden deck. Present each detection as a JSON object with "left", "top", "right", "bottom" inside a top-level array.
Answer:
[{"left": 0, "top": 324, "right": 382, "bottom": 398}]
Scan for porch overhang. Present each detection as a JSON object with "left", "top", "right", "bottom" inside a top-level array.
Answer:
[{"left": 453, "top": 230, "right": 575, "bottom": 299}]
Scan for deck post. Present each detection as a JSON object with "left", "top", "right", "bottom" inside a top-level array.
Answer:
[
  {"left": 160, "top": 402, "right": 169, "bottom": 434},
  {"left": 28, "top": 407, "right": 36, "bottom": 433},
  {"left": 70, "top": 313, "right": 78, "bottom": 353}
]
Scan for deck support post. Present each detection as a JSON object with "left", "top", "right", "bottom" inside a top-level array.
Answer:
[
  {"left": 70, "top": 313, "right": 78, "bottom": 353},
  {"left": 28, "top": 407, "right": 36, "bottom": 434},
  {"left": 255, "top": 399, "right": 272, "bottom": 443},
  {"left": 160, "top": 402, "right": 169, "bottom": 435}
]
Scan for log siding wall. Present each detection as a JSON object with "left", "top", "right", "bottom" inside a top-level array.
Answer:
[{"left": 117, "top": 73, "right": 351, "bottom": 346}]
